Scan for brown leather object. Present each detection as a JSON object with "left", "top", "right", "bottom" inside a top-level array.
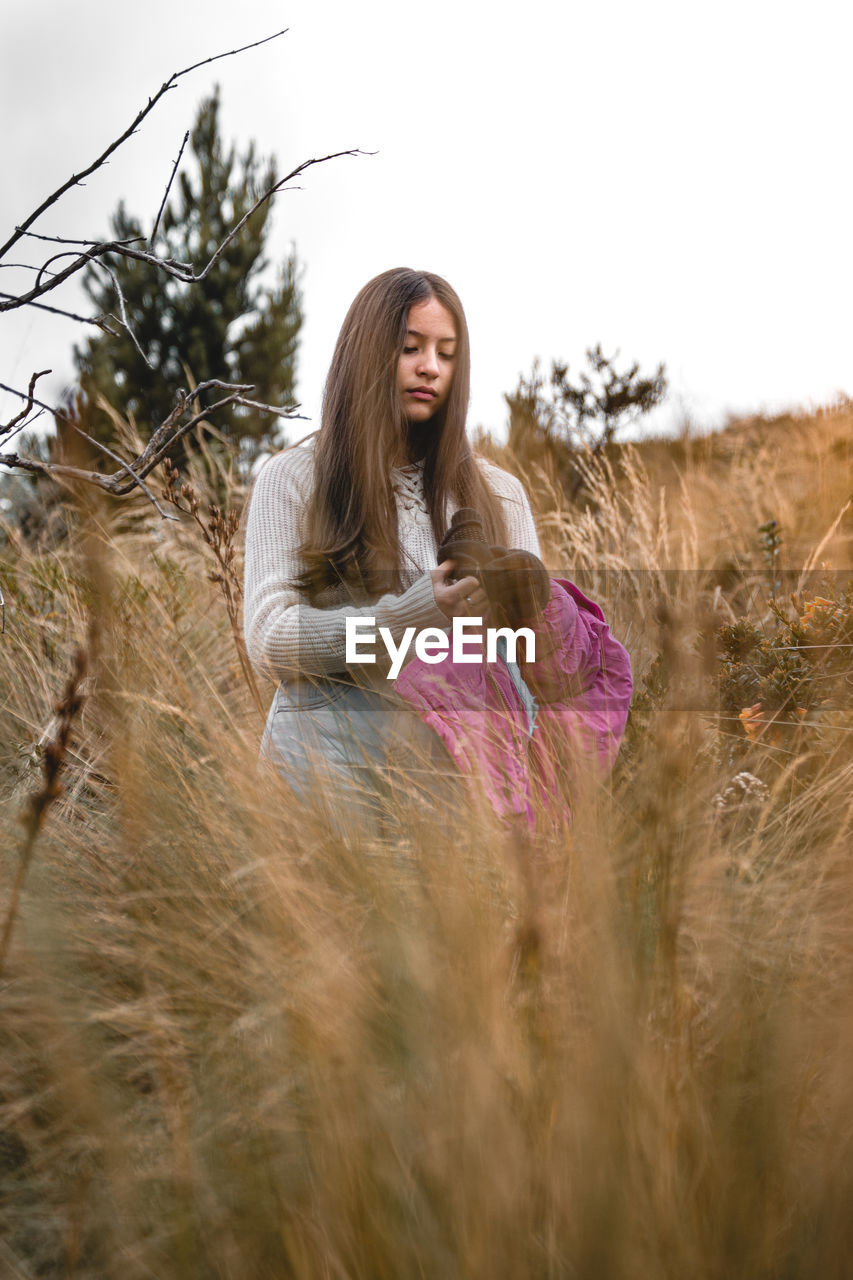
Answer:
[
  {"left": 481, "top": 548, "right": 551, "bottom": 627},
  {"left": 437, "top": 508, "right": 550, "bottom": 626},
  {"left": 436, "top": 507, "right": 493, "bottom": 575}
]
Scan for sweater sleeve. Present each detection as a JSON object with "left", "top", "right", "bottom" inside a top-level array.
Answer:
[
  {"left": 478, "top": 460, "right": 542, "bottom": 558},
  {"left": 242, "top": 447, "right": 448, "bottom": 680}
]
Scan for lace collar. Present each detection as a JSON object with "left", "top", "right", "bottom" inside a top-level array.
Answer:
[{"left": 390, "top": 461, "right": 426, "bottom": 512}]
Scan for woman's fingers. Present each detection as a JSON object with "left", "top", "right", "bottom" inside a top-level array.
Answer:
[
  {"left": 431, "top": 563, "right": 489, "bottom": 620},
  {"left": 464, "top": 584, "right": 489, "bottom": 612}
]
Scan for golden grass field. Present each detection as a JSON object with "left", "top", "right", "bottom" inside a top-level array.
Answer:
[{"left": 1, "top": 403, "right": 851, "bottom": 1278}]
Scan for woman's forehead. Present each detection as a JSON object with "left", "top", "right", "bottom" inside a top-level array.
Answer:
[{"left": 406, "top": 296, "right": 456, "bottom": 341}]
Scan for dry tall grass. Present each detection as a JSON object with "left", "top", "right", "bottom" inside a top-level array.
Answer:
[{"left": 1, "top": 405, "right": 852, "bottom": 1278}]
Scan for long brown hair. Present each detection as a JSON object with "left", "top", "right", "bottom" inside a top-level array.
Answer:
[{"left": 297, "top": 268, "right": 509, "bottom": 599}]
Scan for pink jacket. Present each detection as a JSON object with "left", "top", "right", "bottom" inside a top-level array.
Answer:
[{"left": 393, "top": 578, "right": 632, "bottom": 826}]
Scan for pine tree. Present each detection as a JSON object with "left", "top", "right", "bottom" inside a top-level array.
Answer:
[{"left": 74, "top": 87, "right": 301, "bottom": 467}]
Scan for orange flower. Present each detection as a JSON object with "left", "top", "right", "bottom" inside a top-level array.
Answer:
[
  {"left": 800, "top": 596, "right": 837, "bottom": 628},
  {"left": 739, "top": 703, "right": 767, "bottom": 740}
]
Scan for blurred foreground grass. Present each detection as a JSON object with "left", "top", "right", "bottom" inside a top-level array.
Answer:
[{"left": 1, "top": 404, "right": 852, "bottom": 1278}]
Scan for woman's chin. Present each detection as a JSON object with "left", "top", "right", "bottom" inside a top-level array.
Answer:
[{"left": 403, "top": 400, "right": 439, "bottom": 424}]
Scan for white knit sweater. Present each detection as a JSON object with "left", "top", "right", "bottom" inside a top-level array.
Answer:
[{"left": 242, "top": 436, "right": 541, "bottom": 680}]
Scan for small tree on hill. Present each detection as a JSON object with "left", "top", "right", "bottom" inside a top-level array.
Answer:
[
  {"left": 74, "top": 86, "right": 302, "bottom": 468},
  {"left": 507, "top": 346, "right": 667, "bottom": 499}
]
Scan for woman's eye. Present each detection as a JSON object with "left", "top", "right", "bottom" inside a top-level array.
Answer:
[
  {"left": 403, "top": 346, "right": 418, "bottom": 355},
  {"left": 439, "top": 352, "right": 454, "bottom": 361}
]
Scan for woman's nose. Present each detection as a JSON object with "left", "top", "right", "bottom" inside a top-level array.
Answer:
[{"left": 416, "top": 345, "right": 440, "bottom": 376}]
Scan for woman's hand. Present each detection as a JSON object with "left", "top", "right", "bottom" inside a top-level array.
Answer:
[{"left": 431, "top": 561, "right": 489, "bottom": 621}]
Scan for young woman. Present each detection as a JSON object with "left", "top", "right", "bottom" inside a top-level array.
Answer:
[{"left": 242, "top": 268, "right": 542, "bottom": 817}]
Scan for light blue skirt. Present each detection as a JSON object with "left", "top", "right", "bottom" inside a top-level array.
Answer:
[{"left": 260, "top": 675, "right": 455, "bottom": 833}]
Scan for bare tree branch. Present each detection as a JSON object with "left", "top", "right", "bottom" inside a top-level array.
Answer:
[
  {"left": 230, "top": 396, "right": 309, "bottom": 419},
  {"left": 2, "top": 370, "right": 51, "bottom": 433},
  {"left": 0, "top": 149, "right": 367, "bottom": 317},
  {"left": 122, "top": 383, "right": 256, "bottom": 481},
  {"left": 17, "top": 231, "right": 145, "bottom": 248},
  {"left": 33, "top": 247, "right": 94, "bottom": 293},
  {"left": 0, "top": 379, "right": 175, "bottom": 517},
  {"left": 181, "top": 150, "right": 369, "bottom": 284},
  {"left": 112, "top": 389, "right": 307, "bottom": 484},
  {"left": 0, "top": 244, "right": 120, "bottom": 311},
  {"left": 1, "top": 408, "right": 47, "bottom": 450},
  {"left": 0, "top": 291, "right": 119, "bottom": 332},
  {"left": 0, "top": 646, "right": 88, "bottom": 968},
  {"left": 62, "top": 417, "right": 179, "bottom": 520},
  {"left": 0, "top": 28, "right": 353, "bottom": 511},
  {"left": 89, "top": 259, "right": 156, "bottom": 370},
  {"left": 0, "top": 28, "right": 290, "bottom": 263},
  {"left": 0, "top": 377, "right": 308, "bottom": 511},
  {"left": 0, "top": 262, "right": 59, "bottom": 273},
  {"left": 176, "top": 28, "right": 290, "bottom": 79},
  {"left": 151, "top": 130, "right": 190, "bottom": 245}
]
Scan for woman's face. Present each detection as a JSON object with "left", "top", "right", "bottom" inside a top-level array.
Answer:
[{"left": 396, "top": 296, "right": 457, "bottom": 425}]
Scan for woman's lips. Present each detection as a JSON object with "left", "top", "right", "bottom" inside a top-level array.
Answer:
[{"left": 408, "top": 389, "right": 436, "bottom": 401}]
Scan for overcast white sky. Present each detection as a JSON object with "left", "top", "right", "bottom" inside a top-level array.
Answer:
[{"left": 1, "top": 0, "right": 850, "bottom": 443}]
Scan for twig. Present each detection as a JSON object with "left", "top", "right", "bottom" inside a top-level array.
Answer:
[
  {"left": 14, "top": 231, "right": 144, "bottom": 248},
  {"left": 113, "top": 392, "right": 248, "bottom": 484},
  {"left": 59, "top": 416, "right": 177, "bottom": 519},
  {"left": 0, "top": 379, "right": 177, "bottom": 518},
  {"left": 183, "top": 150, "right": 367, "bottom": 284},
  {"left": 0, "top": 241, "right": 151, "bottom": 312},
  {"left": 177, "top": 27, "right": 289, "bottom": 78},
  {"left": 231, "top": 396, "right": 309, "bottom": 419},
  {"left": 121, "top": 391, "right": 310, "bottom": 481},
  {"left": 0, "top": 291, "right": 118, "bottom": 333},
  {"left": 151, "top": 130, "right": 190, "bottom": 244},
  {"left": 0, "top": 29, "right": 290, "bottom": 262},
  {"left": 130, "top": 379, "right": 253, "bottom": 466},
  {"left": 0, "top": 407, "right": 47, "bottom": 449},
  {"left": 0, "top": 647, "right": 88, "bottom": 977},
  {"left": 2, "top": 369, "right": 51, "bottom": 434},
  {"left": 0, "top": 452, "right": 113, "bottom": 489},
  {"left": 162, "top": 461, "right": 264, "bottom": 715},
  {"left": 0, "top": 378, "right": 300, "bottom": 508},
  {"left": 34, "top": 247, "right": 86, "bottom": 292},
  {"left": 0, "top": 150, "right": 367, "bottom": 315},
  {"left": 0, "top": 261, "right": 60, "bottom": 273},
  {"left": 89, "top": 258, "right": 155, "bottom": 370}
]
